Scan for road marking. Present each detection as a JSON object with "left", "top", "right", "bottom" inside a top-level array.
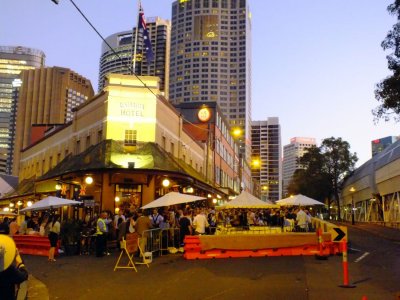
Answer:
[
  {"left": 348, "top": 247, "right": 361, "bottom": 252},
  {"left": 354, "top": 252, "right": 370, "bottom": 263}
]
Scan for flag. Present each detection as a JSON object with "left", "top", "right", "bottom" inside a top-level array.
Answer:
[{"left": 138, "top": 3, "right": 154, "bottom": 63}]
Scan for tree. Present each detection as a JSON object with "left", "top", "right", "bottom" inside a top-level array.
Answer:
[
  {"left": 287, "top": 146, "right": 332, "bottom": 203},
  {"left": 287, "top": 137, "right": 357, "bottom": 219},
  {"left": 374, "top": 1, "right": 400, "bottom": 121},
  {"left": 320, "top": 137, "right": 358, "bottom": 219}
]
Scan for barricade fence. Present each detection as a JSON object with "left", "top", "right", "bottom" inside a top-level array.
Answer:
[{"left": 140, "top": 227, "right": 183, "bottom": 257}]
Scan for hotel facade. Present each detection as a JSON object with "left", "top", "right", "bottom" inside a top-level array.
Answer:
[{"left": 4, "top": 74, "right": 228, "bottom": 214}]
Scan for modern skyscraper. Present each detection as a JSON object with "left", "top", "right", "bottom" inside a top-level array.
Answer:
[
  {"left": 12, "top": 66, "right": 94, "bottom": 176},
  {"left": 371, "top": 136, "right": 399, "bottom": 157},
  {"left": 251, "top": 118, "right": 281, "bottom": 202},
  {"left": 169, "top": 0, "right": 252, "bottom": 172},
  {"left": 98, "top": 17, "right": 170, "bottom": 96},
  {"left": 282, "top": 137, "right": 316, "bottom": 197},
  {"left": 0, "top": 46, "right": 45, "bottom": 174}
]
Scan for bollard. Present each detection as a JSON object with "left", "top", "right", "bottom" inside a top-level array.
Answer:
[
  {"left": 315, "top": 228, "right": 328, "bottom": 260},
  {"left": 339, "top": 240, "right": 356, "bottom": 288}
]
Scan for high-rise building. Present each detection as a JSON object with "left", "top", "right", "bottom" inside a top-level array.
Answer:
[
  {"left": 98, "top": 17, "right": 171, "bottom": 96},
  {"left": 0, "top": 46, "right": 45, "bottom": 174},
  {"left": 12, "top": 66, "right": 94, "bottom": 176},
  {"left": 282, "top": 137, "right": 316, "bottom": 197},
  {"left": 251, "top": 118, "right": 281, "bottom": 202},
  {"left": 169, "top": 0, "right": 252, "bottom": 176},
  {"left": 371, "top": 136, "right": 399, "bottom": 157}
]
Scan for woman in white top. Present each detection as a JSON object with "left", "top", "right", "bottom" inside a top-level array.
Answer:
[{"left": 47, "top": 215, "right": 60, "bottom": 262}]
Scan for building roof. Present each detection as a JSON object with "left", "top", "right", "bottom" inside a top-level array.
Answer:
[
  {"left": 0, "top": 174, "right": 18, "bottom": 189},
  {"left": 39, "top": 139, "right": 207, "bottom": 183}
]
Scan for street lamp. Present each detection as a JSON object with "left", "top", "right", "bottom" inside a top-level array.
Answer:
[{"left": 349, "top": 187, "right": 356, "bottom": 225}]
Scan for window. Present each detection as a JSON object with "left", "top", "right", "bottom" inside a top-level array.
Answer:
[
  {"left": 86, "top": 135, "right": 91, "bottom": 149},
  {"left": 97, "top": 130, "right": 103, "bottom": 143},
  {"left": 171, "top": 142, "right": 175, "bottom": 156},
  {"left": 125, "top": 130, "right": 137, "bottom": 146},
  {"left": 75, "top": 140, "right": 80, "bottom": 155}
]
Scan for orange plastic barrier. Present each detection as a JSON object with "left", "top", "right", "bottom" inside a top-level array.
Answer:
[
  {"left": 13, "top": 235, "right": 59, "bottom": 257},
  {"left": 183, "top": 233, "right": 340, "bottom": 260}
]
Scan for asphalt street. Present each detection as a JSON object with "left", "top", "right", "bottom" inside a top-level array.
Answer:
[{"left": 23, "top": 223, "right": 400, "bottom": 300}]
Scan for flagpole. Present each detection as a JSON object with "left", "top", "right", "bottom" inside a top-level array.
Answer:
[{"left": 132, "top": 0, "right": 141, "bottom": 73}]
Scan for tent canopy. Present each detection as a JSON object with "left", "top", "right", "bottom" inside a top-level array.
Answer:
[
  {"left": 141, "top": 192, "right": 206, "bottom": 209},
  {"left": 276, "top": 194, "right": 325, "bottom": 206},
  {"left": 222, "top": 191, "right": 278, "bottom": 209},
  {"left": 19, "top": 196, "right": 81, "bottom": 212}
]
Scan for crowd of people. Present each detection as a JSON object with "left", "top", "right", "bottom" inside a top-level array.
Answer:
[{"left": 0, "top": 204, "right": 316, "bottom": 261}]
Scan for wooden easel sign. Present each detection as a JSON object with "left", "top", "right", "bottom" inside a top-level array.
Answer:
[{"left": 113, "top": 233, "right": 149, "bottom": 272}]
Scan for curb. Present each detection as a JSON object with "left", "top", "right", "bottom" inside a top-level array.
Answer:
[{"left": 27, "top": 275, "right": 49, "bottom": 300}]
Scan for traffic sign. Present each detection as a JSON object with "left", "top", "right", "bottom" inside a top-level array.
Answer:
[{"left": 330, "top": 226, "right": 347, "bottom": 242}]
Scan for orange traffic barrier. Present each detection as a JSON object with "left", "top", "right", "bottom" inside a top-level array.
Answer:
[
  {"left": 315, "top": 228, "right": 328, "bottom": 260},
  {"left": 339, "top": 240, "right": 356, "bottom": 288}
]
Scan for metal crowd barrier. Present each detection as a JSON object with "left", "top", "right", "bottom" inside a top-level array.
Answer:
[{"left": 141, "top": 227, "right": 182, "bottom": 257}]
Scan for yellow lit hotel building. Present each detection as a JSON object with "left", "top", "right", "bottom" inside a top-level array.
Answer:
[{"left": 12, "top": 74, "right": 222, "bottom": 214}]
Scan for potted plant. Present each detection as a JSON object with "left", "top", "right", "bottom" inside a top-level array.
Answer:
[{"left": 60, "top": 219, "right": 81, "bottom": 255}]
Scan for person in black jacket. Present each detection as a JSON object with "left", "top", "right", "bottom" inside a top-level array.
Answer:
[{"left": 0, "top": 235, "right": 28, "bottom": 300}]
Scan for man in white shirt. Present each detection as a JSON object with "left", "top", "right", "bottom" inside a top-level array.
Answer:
[
  {"left": 296, "top": 207, "right": 308, "bottom": 232},
  {"left": 114, "top": 210, "right": 126, "bottom": 230},
  {"left": 192, "top": 209, "right": 209, "bottom": 235}
]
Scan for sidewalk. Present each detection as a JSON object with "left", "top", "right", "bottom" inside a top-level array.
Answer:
[
  {"left": 27, "top": 274, "right": 49, "bottom": 300},
  {"left": 350, "top": 222, "right": 400, "bottom": 242}
]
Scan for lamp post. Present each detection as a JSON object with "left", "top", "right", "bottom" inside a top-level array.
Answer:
[{"left": 349, "top": 187, "right": 356, "bottom": 225}]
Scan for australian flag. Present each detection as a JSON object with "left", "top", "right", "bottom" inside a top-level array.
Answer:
[{"left": 138, "top": 4, "right": 154, "bottom": 63}]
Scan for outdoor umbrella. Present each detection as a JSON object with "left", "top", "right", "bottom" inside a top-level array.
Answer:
[
  {"left": 19, "top": 196, "right": 81, "bottom": 212},
  {"left": 141, "top": 192, "right": 206, "bottom": 209},
  {"left": 276, "top": 194, "right": 325, "bottom": 206},
  {"left": 223, "top": 190, "right": 278, "bottom": 209},
  {"left": 0, "top": 211, "right": 17, "bottom": 216}
]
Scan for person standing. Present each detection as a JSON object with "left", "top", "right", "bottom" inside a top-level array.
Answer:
[
  {"left": 47, "top": 215, "right": 60, "bottom": 262},
  {"left": 18, "top": 217, "right": 29, "bottom": 235},
  {"left": 178, "top": 210, "right": 192, "bottom": 246},
  {"left": 192, "top": 209, "right": 209, "bottom": 235},
  {"left": 296, "top": 207, "right": 308, "bottom": 232},
  {"left": 0, "top": 217, "right": 10, "bottom": 234},
  {"left": 135, "top": 210, "right": 152, "bottom": 255},
  {"left": 95, "top": 212, "right": 108, "bottom": 257},
  {"left": 9, "top": 218, "right": 19, "bottom": 237},
  {"left": 149, "top": 208, "right": 163, "bottom": 228},
  {"left": 0, "top": 235, "right": 29, "bottom": 300}
]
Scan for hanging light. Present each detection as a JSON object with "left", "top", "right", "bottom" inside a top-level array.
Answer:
[
  {"left": 115, "top": 196, "right": 120, "bottom": 202},
  {"left": 17, "top": 201, "right": 22, "bottom": 206},
  {"left": 85, "top": 176, "right": 93, "bottom": 185},
  {"left": 212, "top": 199, "right": 217, "bottom": 204},
  {"left": 9, "top": 203, "right": 14, "bottom": 208},
  {"left": 27, "top": 201, "right": 33, "bottom": 207},
  {"left": 162, "top": 178, "right": 170, "bottom": 187}
]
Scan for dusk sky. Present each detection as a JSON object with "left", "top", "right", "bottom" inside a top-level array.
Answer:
[{"left": 2, "top": 0, "right": 399, "bottom": 166}]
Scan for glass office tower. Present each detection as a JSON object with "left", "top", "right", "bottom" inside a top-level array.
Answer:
[
  {"left": 0, "top": 46, "right": 45, "bottom": 174},
  {"left": 169, "top": 0, "right": 252, "bottom": 180}
]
